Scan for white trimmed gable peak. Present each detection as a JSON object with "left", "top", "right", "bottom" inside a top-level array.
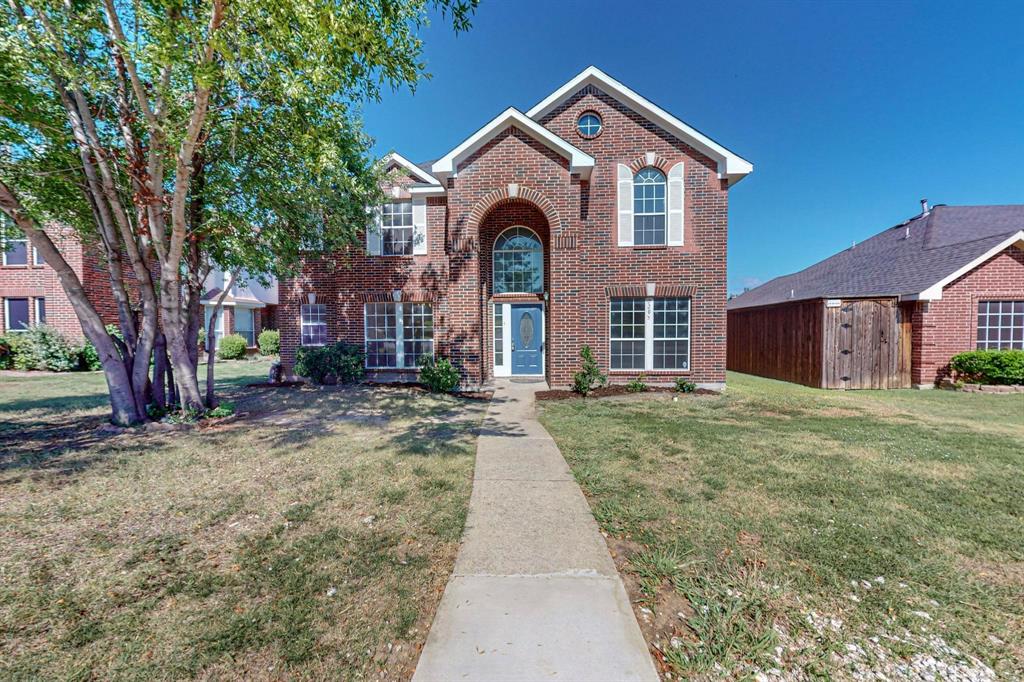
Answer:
[
  {"left": 385, "top": 151, "right": 442, "bottom": 186},
  {"left": 527, "top": 66, "right": 753, "bottom": 186},
  {"left": 431, "top": 107, "right": 595, "bottom": 181}
]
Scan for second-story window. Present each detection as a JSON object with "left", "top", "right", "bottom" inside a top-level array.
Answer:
[
  {"left": 382, "top": 202, "right": 413, "bottom": 256},
  {"left": 2, "top": 227, "right": 28, "bottom": 267},
  {"left": 633, "top": 167, "right": 666, "bottom": 246}
]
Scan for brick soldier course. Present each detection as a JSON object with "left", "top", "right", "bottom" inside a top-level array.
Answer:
[{"left": 279, "top": 66, "right": 754, "bottom": 388}]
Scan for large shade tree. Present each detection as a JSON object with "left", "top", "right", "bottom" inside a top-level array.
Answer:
[{"left": 0, "top": 0, "right": 474, "bottom": 424}]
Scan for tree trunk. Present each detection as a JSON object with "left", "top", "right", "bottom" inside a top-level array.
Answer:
[
  {"left": 152, "top": 333, "right": 168, "bottom": 409},
  {"left": 0, "top": 182, "right": 145, "bottom": 425}
]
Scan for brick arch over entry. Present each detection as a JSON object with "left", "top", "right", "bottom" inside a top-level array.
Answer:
[{"left": 467, "top": 186, "right": 562, "bottom": 234}]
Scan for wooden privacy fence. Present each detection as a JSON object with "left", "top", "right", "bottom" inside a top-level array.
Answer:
[
  {"left": 727, "top": 298, "right": 912, "bottom": 389},
  {"left": 822, "top": 299, "right": 911, "bottom": 389}
]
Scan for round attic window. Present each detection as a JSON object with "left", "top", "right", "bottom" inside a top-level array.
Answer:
[{"left": 576, "top": 112, "right": 602, "bottom": 138}]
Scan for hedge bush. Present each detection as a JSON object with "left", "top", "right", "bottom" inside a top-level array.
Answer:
[
  {"left": 258, "top": 329, "right": 280, "bottom": 356},
  {"left": 418, "top": 355, "right": 460, "bottom": 393},
  {"left": 294, "top": 341, "right": 364, "bottom": 385},
  {"left": 950, "top": 349, "right": 1024, "bottom": 385},
  {"left": 7, "top": 326, "right": 80, "bottom": 372},
  {"left": 217, "top": 334, "right": 249, "bottom": 360}
]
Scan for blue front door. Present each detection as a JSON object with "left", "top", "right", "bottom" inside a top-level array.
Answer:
[{"left": 511, "top": 304, "right": 543, "bottom": 375}]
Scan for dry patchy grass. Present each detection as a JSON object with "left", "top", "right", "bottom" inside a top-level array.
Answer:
[{"left": 0, "top": 361, "right": 484, "bottom": 680}]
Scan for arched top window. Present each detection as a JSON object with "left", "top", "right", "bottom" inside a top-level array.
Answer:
[
  {"left": 493, "top": 226, "right": 543, "bottom": 294},
  {"left": 633, "top": 167, "right": 666, "bottom": 245}
]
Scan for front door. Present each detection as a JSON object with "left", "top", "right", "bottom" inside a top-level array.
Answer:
[{"left": 511, "top": 304, "right": 543, "bottom": 375}]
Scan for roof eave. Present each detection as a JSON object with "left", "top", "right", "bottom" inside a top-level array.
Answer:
[
  {"left": 431, "top": 107, "right": 595, "bottom": 181},
  {"left": 385, "top": 151, "right": 442, "bottom": 186},
  {"left": 527, "top": 66, "right": 752, "bottom": 186},
  {"left": 903, "top": 230, "right": 1024, "bottom": 301}
]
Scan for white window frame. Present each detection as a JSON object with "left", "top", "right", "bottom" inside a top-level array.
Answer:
[
  {"left": 633, "top": 167, "right": 667, "bottom": 246},
  {"left": 34, "top": 297, "right": 45, "bottom": 326},
  {"left": 363, "top": 302, "right": 433, "bottom": 369},
  {"left": 300, "top": 303, "right": 327, "bottom": 346},
  {"left": 234, "top": 306, "right": 255, "bottom": 347},
  {"left": 609, "top": 297, "right": 691, "bottom": 372},
  {"left": 1, "top": 235, "right": 29, "bottom": 266},
  {"left": 492, "top": 225, "right": 544, "bottom": 295},
  {"left": 33, "top": 247, "right": 45, "bottom": 266},
  {"left": 976, "top": 300, "right": 1024, "bottom": 350},
  {"left": 381, "top": 201, "right": 414, "bottom": 256},
  {"left": 4, "top": 297, "right": 30, "bottom": 332}
]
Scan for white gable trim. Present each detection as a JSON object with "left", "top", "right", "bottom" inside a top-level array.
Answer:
[
  {"left": 431, "top": 107, "right": 595, "bottom": 180},
  {"left": 902, "top": 231, "right": 1024, "bottom": 301},
  {"left": 526, "top": 66, "right": 753, "bottom": 186},
  {"left": 385, "top": 152, "right": 441, "bottom": 186}
]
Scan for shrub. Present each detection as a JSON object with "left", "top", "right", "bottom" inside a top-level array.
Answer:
[
  {"left": 78, "top": 342, "right": 102, "bottom": 371},
  {"left": 572, "top": 345, "right": 607, "bottom": 396},
  {"left": 217, "top": 334, "right": 248, "bottom": 360},
  {"left": 626, "top": 374, "right": 648, "bottom": 393},
  {"left": 9, "top": 326, "right": 79, "bottom": 372},
  {"left": 294, "top": 341, "right": 365, "bottom": 385},
  {"left": 258, "top": 329, "right": 280, "bottom": 356},
  {"left": 207, "top": 401, "right": 235, "bottom": 418},
  {"left": 950, "top": 349, "right": 1024, "bottom": 385},
  {"left": 418, "top": 355, "right": 460, "bottom": 393},
  {"left": 675, "top": 378, "right": 696, "bottom": 393},
  {"left": 0, "top": 335, "right": 12, "bottom": 370}
]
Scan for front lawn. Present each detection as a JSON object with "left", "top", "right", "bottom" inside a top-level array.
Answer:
[
  {"left": 0, "top": 359, "right": 484, "bottom": 679},
  {"left": 539, "top": 372, "right": 1023, "bottom": 680}
]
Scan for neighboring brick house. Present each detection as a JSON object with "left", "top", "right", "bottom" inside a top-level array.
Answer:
[
  {"left": 0, "top": 220, "right": 120, "bottom": 339},
  {"left": 727, "top": 204, "right": 1024, "bottom": 388},
  {"left": 279, "top": 66, "right": 754, "bottom": 388}
]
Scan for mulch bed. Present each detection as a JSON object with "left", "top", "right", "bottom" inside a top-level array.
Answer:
[
  {"left": 535, "top": 386, "right": 718, "bottom": 401},
  {"left": 362, "top": 380, "right": 494, "bottom": 401}
]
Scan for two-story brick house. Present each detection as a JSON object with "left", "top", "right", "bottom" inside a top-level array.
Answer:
[{"left": 278, "top": 67, "right": 753, "bottom": 388}]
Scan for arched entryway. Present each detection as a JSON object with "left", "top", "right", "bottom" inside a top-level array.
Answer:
[{"left": 478, "top": 200, "right": 551, "bottom": 379}]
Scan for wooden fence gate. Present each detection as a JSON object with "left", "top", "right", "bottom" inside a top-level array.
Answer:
[{"left": 822, "top": 299, "right": 911, "bottom": 389}]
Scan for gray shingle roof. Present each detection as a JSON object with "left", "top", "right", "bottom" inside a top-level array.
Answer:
[{"left": 728, "top": 205, "right": 1024, "bottom": 310}]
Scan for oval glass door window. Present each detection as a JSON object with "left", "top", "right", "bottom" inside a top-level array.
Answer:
[{"left": 519, "top": 312, "right": 534, "bottom": 348}]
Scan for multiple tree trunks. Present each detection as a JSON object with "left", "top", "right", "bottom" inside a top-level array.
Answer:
[{"left": 727, "top": 298, "right": 912, "bottom": 390}]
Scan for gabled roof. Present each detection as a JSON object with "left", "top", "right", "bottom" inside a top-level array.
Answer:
[
  {"left": 728, "top": 205, "right": 1024, "bottom": 310},
  {"left": 431, "top": 108, "right": 595, "bottom": 180},
  {"left": 385, "top": 151, "right": 441, "bottom": 186},
  {"left": 527, "top": 66, "right": 753, "bottom": 185}
]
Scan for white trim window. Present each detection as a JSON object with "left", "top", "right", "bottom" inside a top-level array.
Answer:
[
  {"left": 300, "top": 303, "right": 327, "bottom": 346},
  {"left": 4, "top": 297, "right": 30, "bottom": 332},
  {"left": 493, "top": 226, "right": 543, "bottom": 294},
  {"left": 234, "top": 307, "right": 255, "bottom": 347},
  {"left": 633, "top": 168, "right": 666, "bottom": 246},
  {"left": 610, "top": 297, "right": 690, "bottom": 371},
  {"left": 977, "top": 300, "right": 1023, "bottom": 350},
  {"left": 381, "top": 202, "right": 414, "bottom": 256},
  {"left": 2, "top": 231, "right": 28, "bottom": 266},
  {"left": 35, "top": 297, "right": 45, "bottom": 325},
  {"left": 364, "top": 302, "right": 433, "bottom": 369}
]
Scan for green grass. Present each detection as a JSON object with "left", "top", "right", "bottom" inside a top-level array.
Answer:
[
  {"left": 539, "top": 372, "right": 1024, "bottom": 679},
  {"left": 0, "top": 359, "right": 485, "bottom": 679}
]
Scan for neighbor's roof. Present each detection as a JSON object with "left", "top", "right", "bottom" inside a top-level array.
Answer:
[{"left": 728, "top": 205, "right": 1024, "bottom": 310}]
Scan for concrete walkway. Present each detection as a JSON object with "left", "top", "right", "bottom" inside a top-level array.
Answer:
[{"left": 412, "top": 380, "right": 658, "bottom": 682}]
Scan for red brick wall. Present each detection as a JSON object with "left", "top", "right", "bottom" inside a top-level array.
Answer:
[
  {"left": 278, "top": 85, "right": 733, "bottom": 387},
  {"left": 1, "top": 225, "right": 91, "bottom": 340},
  {"left": 910, "top": 245, "right": 1024, "bottom": 385}
]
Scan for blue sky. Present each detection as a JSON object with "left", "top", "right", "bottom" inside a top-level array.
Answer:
[{"left": 362, "top": 0, "right": 1024, "bottom": 294}]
